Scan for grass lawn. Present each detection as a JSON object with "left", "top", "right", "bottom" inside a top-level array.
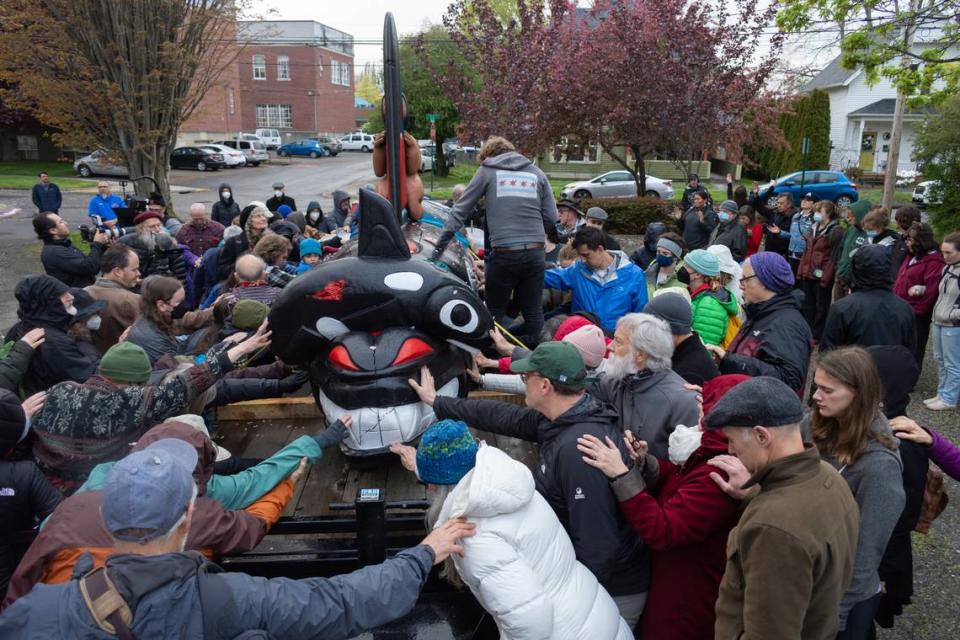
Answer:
[{"left": 0, "top": 160, "right": 91, "bottom": 190}]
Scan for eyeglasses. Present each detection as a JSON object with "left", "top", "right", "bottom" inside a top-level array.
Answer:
[
  {"left": 519, "top": 372, "right": 541, "bottom": 383},
  {"left": 741, "top": 275, "right": 758, "bottom": 284}
]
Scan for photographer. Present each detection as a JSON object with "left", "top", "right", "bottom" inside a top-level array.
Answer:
[
  {"left": 33, "top": 212, "right": 107, "bottom": 288},
  {"left": 120, "top": 210, "right": 187, "bottom": 284}
]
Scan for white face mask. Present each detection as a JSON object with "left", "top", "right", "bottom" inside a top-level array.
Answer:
[
  {"left": 274, "top": 190, "right": 283, "bottom": 198},
  {"left": 667, "top": 424, "right": 703, "bottom": 465},
  {"left": 86, "top": 315, "right": 102, "bottom": 331},
  {"left": 221, "top": 191, "right": 231, "bottom": 199},
  {"left": 65, "top": 304, "right": 78, "bottom": 316}
]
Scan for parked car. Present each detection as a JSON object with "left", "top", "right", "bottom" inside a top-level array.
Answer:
[
  {"left": 420, "top": 145, "right": 435, "bottom": 173},
  {"left": 766, "top": 170, "right": 859, "bottom": 208},
  {"left": 199, "top": 144, "right": 246, "bottom": 168},
  {"left": 170, "top": 146, "right": 225, "bottom": 171},
  {"left": 74, "top": 150, "right": 128, "bottom": 178},
  {"left": 255, "top": 128, "right": 282, "bottom": 150},
  {"left": 213, "top": 139, "right": 269, "bottom": 167},
  {"left": 912, "top": 179, "right": 942, "bottom": 207},
  {"left": 277, "top": 139, "right": 331, "bottom": 158},
  {"left": 313, "top": 136, "right": 341, "bottom": 155},
  {"left": 560, "top": 171, "right": 675, "bottom": 200},
  {"left": 340, "top": 133, "right": 375, "bottom": 152},
  {"left": 239, "top": 132, "right": 264, "bottom": 143}
]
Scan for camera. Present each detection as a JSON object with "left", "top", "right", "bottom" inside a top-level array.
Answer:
[{"left": 79, "top": 214, "right": 134, "bottom": 242}]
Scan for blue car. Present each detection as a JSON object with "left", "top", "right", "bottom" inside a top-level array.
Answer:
[
  {"left": 277, "top": 139, "right": 331, "bottom": 158},
  {"left": 767, "top": 170, "right": 859, "bottom": 209}
]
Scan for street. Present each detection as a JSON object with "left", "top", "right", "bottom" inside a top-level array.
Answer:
[{"left": 0, "top": 152, "right": 375, "bottom": 331}]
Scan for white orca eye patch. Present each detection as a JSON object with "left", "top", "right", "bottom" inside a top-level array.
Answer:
[
  {"left": 383, "top": 272, "right": 424, "bottom": 291},
  {"left": 439, "top": 299, "right": 479, "bottom": 334}
]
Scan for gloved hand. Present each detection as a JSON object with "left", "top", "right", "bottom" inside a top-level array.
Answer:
[
  {"left": 431, "top": 230, "right": 455, "bottom": 261},
  {"left": 278, "top": 370, "right": 309, "bottom": 393},
  {"left": 314, "top": 418, "right": 350, "bottom": 450}
]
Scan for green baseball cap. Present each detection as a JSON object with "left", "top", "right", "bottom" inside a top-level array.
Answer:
[{"left": 510, "top": 341, "right": 588, "bottom": 388}]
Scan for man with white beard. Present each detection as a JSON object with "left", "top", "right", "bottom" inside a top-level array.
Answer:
[
  {"left": 592, "top": 313, "right": 700, "bottom": 458},
  {"left": 120, "top": 210, "right": 187, "bottom": 283}
]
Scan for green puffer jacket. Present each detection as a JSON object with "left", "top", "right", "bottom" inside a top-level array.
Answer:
[{"left": 690, "top": 285, "right": 739, "bottom": 345}]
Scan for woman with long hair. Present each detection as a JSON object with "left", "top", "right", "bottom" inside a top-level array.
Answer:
[
  {"left": 926, "top": 232, "right": 960, "bottom": 410},
  {"left": 391, "top": 420, "right": 632, "bottom": 639},
  {"left": 126, "top": 276, "right": 221, "bottom": 365},
  {"left": 806, "top": 347, "right": 905, "bottom": 639}
]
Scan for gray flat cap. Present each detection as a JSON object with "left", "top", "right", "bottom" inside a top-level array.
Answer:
[
  {"left": 585, "top": 207, "right": 608, "bottom": 221},
  {"left": 704, "top": 376, "right": 804, "bottom": 429},
  {"left": 272, "top": 181, "right": 284, "bottom": 189}
]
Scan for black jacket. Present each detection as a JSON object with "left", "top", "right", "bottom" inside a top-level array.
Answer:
[
  {"left": 265, "top": 194, "right": 297, "bottom": 213},
  {"left": 0, "top": 460, "right": 61, "bottom": 596},
  {"left": 5, "top": 275, "right": 100, "bottom": 395},
  {"left": 433, "top": 394, "right": 649, "bottom": 596},
  {"left": 216, "top": 233, "right": 249, "bottom": 281},
  {"left": 678, "top": 207, "right": 719, "bottom": 251},
  {"left": 762, "top": 208, "right": 794, "bottom": 256},
  {"left": 721, "top": 289, "right": 812, "bottom": 394},
  {"left": 211, "top": 184, "right": 240, "bottom": 227},
  {"left": 31, "top": 183, "right": 62, "bottom": 213},
  {"left": 672, "top": 332, "right": 720, "bottom": 386},
  {"left": 40, "top": 238, "right": 105, "bottom": 288},
  {"left": 820, "top": 245, "right": 917, "bottom": 352},
  {"left": 681, "top": 184, "right": 710, "bottom": 211},
  {"left": 119, "top": 234, "right": 186, "bottom": 284},
  {"left": 709, "top": 220, "right": 747, "bottom": 262}
]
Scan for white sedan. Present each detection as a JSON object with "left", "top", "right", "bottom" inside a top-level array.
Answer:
[
  {"left": 560, "top": 171, "right": 674, "bottom": 200},
  {"left": 199, "top": 144, "right": 246, "bottom": 168}
]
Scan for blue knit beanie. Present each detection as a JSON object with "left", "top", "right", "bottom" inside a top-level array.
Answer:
[
  {"left": 277, "top": 204, "right": 293, "bottom": 218},
  {"left": 299, "top": 238, "right": 322, "bottom": 257},
  {"left": 749, "top": 251, "right": 795, "bottom": 293},
  {"left": 684, "top": 249, "right": 720, "bottom": 277},
  {"left": 416, "top": 420, "right": 478, "bottom": 485}
]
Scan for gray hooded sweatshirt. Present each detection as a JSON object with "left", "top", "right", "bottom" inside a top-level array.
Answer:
[
  {"left": 443, "top": 151, "right": 558, "bottom": 248},
  {"left": 801, "top": 413, "right": 905, "bottom": 628}
]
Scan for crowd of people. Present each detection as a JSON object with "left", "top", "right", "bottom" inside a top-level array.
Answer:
[{"left": 0, "top": 137, "right": 958, "bottom": 639}]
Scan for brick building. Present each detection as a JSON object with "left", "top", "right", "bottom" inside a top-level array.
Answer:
[{"left": 180, "top": 20, "right": 356, "bottom": 144}]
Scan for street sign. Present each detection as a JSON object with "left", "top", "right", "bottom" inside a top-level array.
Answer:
[{"left": 426, "top": 113, "right": 440, "bottom": 122}]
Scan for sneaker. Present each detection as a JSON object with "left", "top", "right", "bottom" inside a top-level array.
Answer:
[
  {"left": 924, "top": 396, "right": 941, "bottom": 406},
  {"left": 927, "top": 399, "right": 956, "bottom": 411}
]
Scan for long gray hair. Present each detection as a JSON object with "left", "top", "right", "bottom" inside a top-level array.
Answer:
[{"left": 425, "top": 484, "right": 464, "bottom": 589}]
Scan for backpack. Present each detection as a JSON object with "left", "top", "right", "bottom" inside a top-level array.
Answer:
[{"left": 720, "top": 311, "right": 742, "bottom": 349}]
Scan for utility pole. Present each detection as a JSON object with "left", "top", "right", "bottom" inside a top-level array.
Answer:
[
  {"left": 307, "top": 91, "right": 318, "bottom": 135},
  {"left": 882, "top": 0, "right": 919, "bottom": 210}
]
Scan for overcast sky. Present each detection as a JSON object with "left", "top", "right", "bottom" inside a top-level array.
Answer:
[{"left": 249, "top": 1, "right": 841, "bottom": 77}]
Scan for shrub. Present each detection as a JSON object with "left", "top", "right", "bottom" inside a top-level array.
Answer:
[{"left": 575, "top": 196, "right": 675, "bottom": 235}]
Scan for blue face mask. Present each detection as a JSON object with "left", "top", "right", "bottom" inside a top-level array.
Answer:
[
  {"left": 813, "top": 213, "right": 824, "bottom": 223},
  {"left": 656, "top": 254, "right": 676, "bottom": 267},
  {"left": 718, "top": 211, "right": 730, "bottom": 222},
  {"left": 866, "top": 230, "right": 879, "bottom": 239}
]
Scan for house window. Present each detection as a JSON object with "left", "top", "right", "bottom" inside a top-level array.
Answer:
[
  {"left": 551, "top": 136, "right": 600, "bottom": 163},
  {"left": 252, "top": 54, "right": 266, "bottom": 80},
  {"left": 256, "top": 104, "right": 293, "bottom": 128},
  {"left": 277, "top": 55, "right": 290, "bottom": 81}
]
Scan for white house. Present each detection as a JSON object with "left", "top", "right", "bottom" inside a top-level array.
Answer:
[{"left": 802, "top": 53, "right": 938, "bottom": 174}]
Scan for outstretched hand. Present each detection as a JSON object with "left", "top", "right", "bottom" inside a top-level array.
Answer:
[
  {"left": 489, "top": 328, "right": 514, "bottom": 356},
  {"left": 890, "top": 416, "right": 933, "bottom": 446},
  {"left": 21, "top": 391, "right": 46, "bottom": 419},
  {"left": 408, "top": 366, "right": 437, "bottom": 406},
  {"left": 421, "top": 518, "right": 477, "bottom": 564},
  {"left": 577, "top": 434, "right": 629, "bottom": 479},
  {"left": 707, "top": 455, "right": 756, "bottom": 500},
  {"left": 390, "top": 441, "right": 418, "bottom": 475}
]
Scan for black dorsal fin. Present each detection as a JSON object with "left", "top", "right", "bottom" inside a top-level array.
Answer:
[{"left": 357, "top": 187, "right": 410, "bottom": 260}]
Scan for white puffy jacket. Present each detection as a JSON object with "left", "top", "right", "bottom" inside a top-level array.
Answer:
[{"left": 436, "top": 444, "right": 632, "bottom": 640}]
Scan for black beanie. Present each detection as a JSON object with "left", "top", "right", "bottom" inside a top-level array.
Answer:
[{"left": 0, "top": 389, "right": 27, "bottom": 451}]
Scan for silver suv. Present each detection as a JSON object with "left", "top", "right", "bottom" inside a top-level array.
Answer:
[{"left": 213, "top": 139, "right": 269, "bottom": 166}]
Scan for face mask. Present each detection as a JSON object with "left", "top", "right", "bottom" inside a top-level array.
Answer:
[
  {"left": 677, "top": 268, "right": 691, "bottom": 285},
  {"left": 813, "top": 213, "right": 824, "bottom": 223},
  {"left": 668, "top": 424, "right": 703, "bottom": 465},
  {"left": 718, "top": 212, "right": 730, "bottom": 222},
  {"left": 65, "top": 304, "right": 78, "bottom": 316},
  {"left": 86, "top": 315, "right": 102, "bottom": 331},
  {"left": 221, "top": 191, "right": 231, "bottom": 199},
  {"left": 274, "top": 190, "right": 283, "bottom": 198},
  {"left": 308, "top": 210, "right": 321, "bottom": 224},
  {"left": 169, "top": 301, "right": 189, "bottom": 320},
  {"left": 865, "top": 230, "right": 879, "bottom": 239},
  {"left": 656, "top": 254, "right": 676, "bottom": 267}
]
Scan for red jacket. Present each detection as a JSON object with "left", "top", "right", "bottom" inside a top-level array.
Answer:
[
  {"left": 894, "top": 251, "right": 945, "bottom": 316},
  {"left": 616, "top": 429, "right": 740, "bottom": 640},
  {"left": 745, "top": 224, "right": 763, "bottom": 258},
  {"left": 175, "top": 219, "right": 225, "bottom": 258},
  {"left": 797, "top": 220, "right": 844, "bottom": 287}
]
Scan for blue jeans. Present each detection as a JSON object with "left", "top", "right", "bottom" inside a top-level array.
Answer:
[{"left": 933, "top": 324, "right": 960, "bottom": 405}]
